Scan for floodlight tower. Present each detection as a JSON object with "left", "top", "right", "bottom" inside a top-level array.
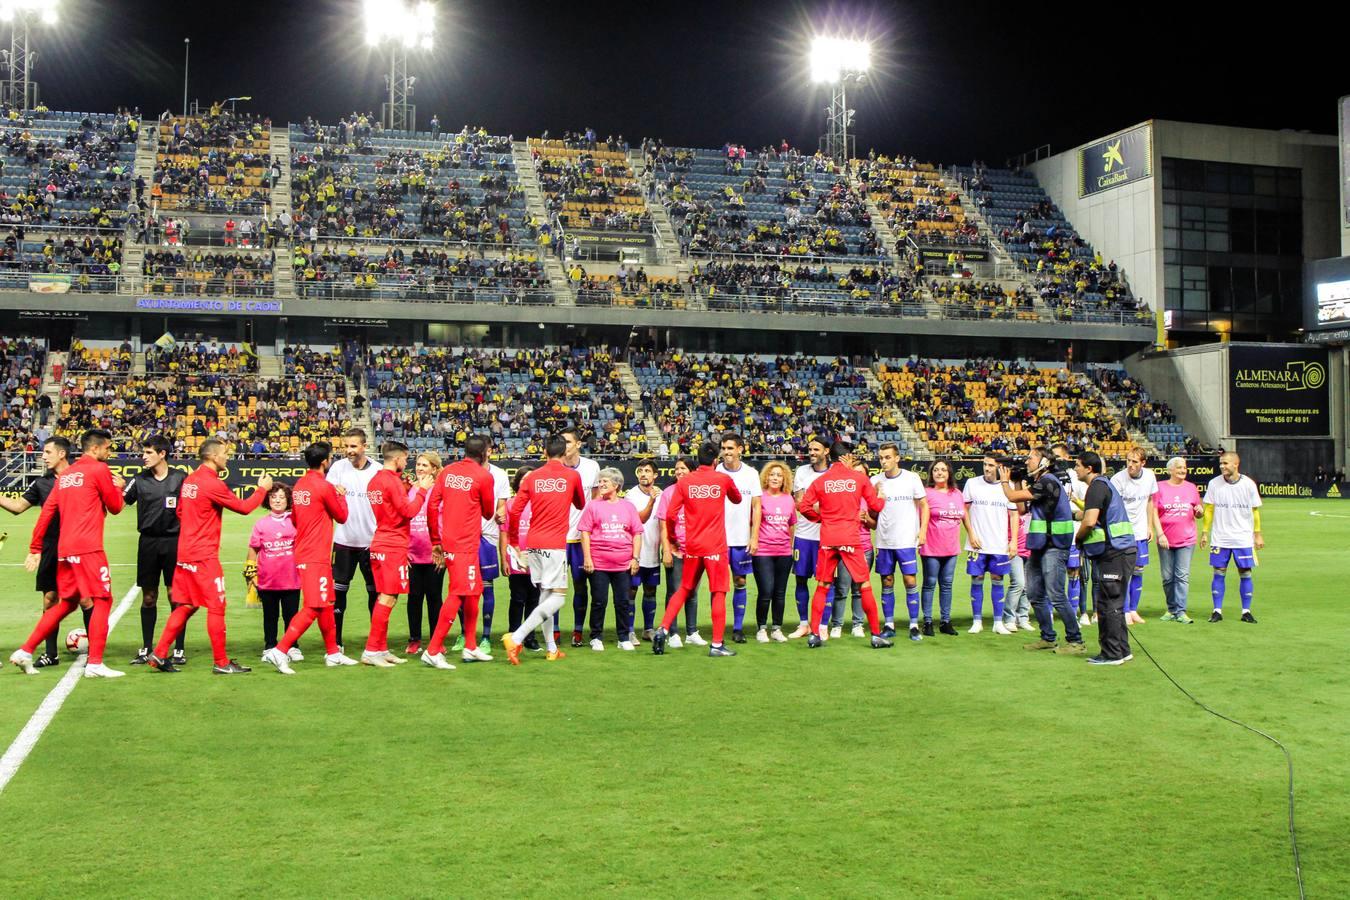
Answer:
[
  {"left": 0, "top": 0, "right": 57, "bottom": 113},
  {"left": 811, "top": 36, "right": 871, "bottom": 165},
  {"left": 364, "top": 0, "right": 434, "bottom": 133}
]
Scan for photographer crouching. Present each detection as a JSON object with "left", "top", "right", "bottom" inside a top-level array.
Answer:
[{"left": 998, "top": 447, "right": 1085, "bottom": 656}]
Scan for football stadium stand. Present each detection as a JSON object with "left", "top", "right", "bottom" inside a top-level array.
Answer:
[
  {"left": 0, "top": 336, "right": 47, "bottom": 450},
  {"left": 153, "top": 110, "right": 273, "bottom": 215},
  {"left": 0, "top": 110, "right": 136, "bottom": 231},
  {"left": 529, "top": 135, "right": 650, "bottom": 233},
  {"left": 141, "top": 248, "right": 275, "bottom": 297},
  {"left": 1089, "top": 364, "right": 1195, "bottom": 455},
  {"left": 0, "top": 230, "right": 123, "bottom": 293},
  {"left": 293, "top": 245, "right": 548, "bottom": 304}
]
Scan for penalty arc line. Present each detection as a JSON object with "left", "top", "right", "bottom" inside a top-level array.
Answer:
[{"left": 0, "top": 585, "right": 141, "bottom": 797}]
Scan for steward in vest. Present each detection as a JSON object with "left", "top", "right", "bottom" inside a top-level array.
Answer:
[{"left": 1074, "top": 451, "right": 1136, "bottom": 665}]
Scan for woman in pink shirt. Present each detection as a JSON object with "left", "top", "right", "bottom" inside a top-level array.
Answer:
[
  {"left": 579, "top": 467, "right": 644, "bottom": 652},
  {"left": 247, "top": 483, "right": 301, "bottom": 657},
  {"left": 920, "top": 460, "right": 966, "bottom": 635},
  {"left": 1151, "top": 456, "right": 1204, "bottom": 622},
  {"left": 405, "top": 451, "right": 442, "bottom": 656},
  {"left": 752, "top": 461, "right": 796, "bottom": 643},
  {"left": 655, "top": 457, "right": 700, "bottom": 647}
]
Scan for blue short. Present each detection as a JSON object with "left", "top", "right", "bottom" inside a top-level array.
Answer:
[
  {"left": 631, "top": 565, "right": 661, "bottom": 589},
  {"left": 566, "top": 542, "right": 586, "bottom": 579},
  {"left": 874, "top": 547, "right": 919, "bottom": 577},
  {"left": 1209, "top": 547, "right": 1255, "bottom": 570},
  {"left": 1067, "top": 545, "right": 1082, "bottom": 569},
  {"left": 1134, "top": 539, "right": 1150, "bottom": 568},
  {"left": 966, "top": 552, "right": 1011, "bottom": 577},
  {"left": 792, "top": 537, "right": 820, "bottom": 577},
  {"left": 728, "top": 546, "right": 753, "bottom": 577},
  {"left": 478, "top": 537, "right": 500, "bottom": 580}
]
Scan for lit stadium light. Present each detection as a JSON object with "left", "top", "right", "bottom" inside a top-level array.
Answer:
[
  {"left": 0, "top": 0, "right": 57, "bottom": 23},
  {"left": 363, "top": 0, "right": 435, "bottom": 51},
  {"left": 809, "top": 36, "right": 871, "bottom": 84}
]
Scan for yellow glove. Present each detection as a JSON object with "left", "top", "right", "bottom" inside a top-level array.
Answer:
[
  {"left": 245, "top": 581, "right": 262, "bottom": 609},
  {"left": 242, "top": 561, "right": 258, "bottom": 582}
]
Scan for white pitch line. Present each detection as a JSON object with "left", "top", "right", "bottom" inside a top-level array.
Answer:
[
  {"left": 1309, "top": 510, "right": 1350, "bottom": 519},
  {"left": 0, "top": 585, "right": 140, "bottom": 797}
]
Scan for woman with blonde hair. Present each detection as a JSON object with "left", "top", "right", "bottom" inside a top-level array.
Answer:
[
  {"left": 752, "top": 461, "right": 796, "bottom": 642},
  {"left": 405, "top": 450, "right": 443, "bottom": 655}
]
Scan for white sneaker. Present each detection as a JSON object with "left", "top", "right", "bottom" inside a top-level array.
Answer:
[
  {"left": 361, "top": 651, "right": 395, "bottom": 668},
  {"left": 686, "top": 632, "right": 708, "bottom": 647},
  {"left": 287, "top": 647, "right": 305, "bottom": 662},
  {"left": 992, "top": 621, "right": 1012, "bottom": 635},
  {"left": 1019, "top": 620, "right": 1037, "bottom": 632},
  {"left": 830, "top": 626, "right": 842, "bottom": 639},
  {"left": 262, "top": 647, "right": 295, "bottom": 675},
  {"left": 850, "top": 624, "right": 865, "bottom": 638},
  {"left": 325, "top": 652, "right": 358, "bottom": 667},
  {"left": 380, "top": 651, "right": 407, "bottom": 665},
  {"left": 1078, "top": 613, "right": 1092, "bottom": 626},
  {"left": 668, "top": 632, "right": 684, "bottom": 649},
  {"left": 755, "top": 628, "right": 770, "bottom": 643},
  {"left": 589, "top": 638, "right": 605, "bottom": 652},
  {"left": 9, "top": 649, "right": 38, "bottom": 675},
  {"left": 770, "top": 627, "right": 788, "bottom": 643},
  {"left": 968, "top": 619, "right": 984, "bottom": 634},
  {"left": 462, "top": 645, "right": 493, "bottom": 662},
  {"left": 787, "top": 623, "right": 811, "bottom": 639},
  {"left": 627, "top": 631, "right": 639, "bottom": 645},
  {"left": 421, "top": 650, "right": 456, "bottom": 670},
  {"left": 82, "top": 663, "right": 125, "bottom": 679},
  {"left": 618, "top": 640, "right": 636, "bottom": 652}
]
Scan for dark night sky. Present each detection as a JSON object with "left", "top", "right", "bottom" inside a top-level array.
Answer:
[{"left": 27, "top": 0, "right": 1345, "bottom": 162}]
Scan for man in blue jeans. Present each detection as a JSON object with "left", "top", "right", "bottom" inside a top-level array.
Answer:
[{"left": 998, "top": 448, "right": 1085, "bottom": 656}]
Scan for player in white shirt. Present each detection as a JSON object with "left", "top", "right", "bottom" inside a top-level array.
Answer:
[
  {"left": 715, "top": 432, "right": 762, "bottom": 643},
  {"left": 326, "top": 428, "right": 380, "bottom": 647},
  {"left": 1110, "top": 448, "right": 1159, "bottom": 625},
  {"left": 1053, "top": 443, "right": 1090, "bottom": 624},
  {"left": 788, "top": 437, "right": 831, "bottom": 639},
  {"left": 962, "top": 456, "right": 1019, "bottom": 634},
  {"left": 624, "top": 460, "right": 664, "bottom": 643},
  {"left": 1201, "top": 451, "right": 1264, "bottom": 623},
  {"left": 562, "top": 426, "right": 601, "bottom": 647},
  {"left": 871, "top": 443, "right": 928, "bottom": 642}
]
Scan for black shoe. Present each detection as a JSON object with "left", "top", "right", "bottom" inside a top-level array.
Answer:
[
  {"left": 212, "top": 659, "right": 253, "bottom": 675},
  {"left": 709, "top": 643, "right": 737, "bottom": 657},
  {"left": 130, "top": 648, "right": 149, "bottom": 666},
  {"left": 921, "top": 619, "right": 934, "bottom": 637},
  {"left": 1208, "top": 611, "right": 1223, "bottom": 623},
  {"left": 522, "top": 635, "right": 541, "bottom": 652},
  {"left": 939, "top": 621, "right": 958, "bottom": 636},
  {"left": 731, "top": 630, "right": 746, "bottom": 644},
  {"left": 148, "top": 653, "right": 179, "bottom": 673},
  {"left": 880, "top": 625, "right": 897, "bottom": 638},
  {"left": 1240, "top": 611, "right": 1257, "bottom": 624},
  {"left": 33, "top": 652, "right": 60, "bottom": 668},
  {"left": 571, "top": 630, "right": 584, "bottom": 648},
  {"left": 871, "top": 635, "right": 894, "bottom": 649},
  {"left": 807, "top": 634, "right": 822, "bottom": 649},
  {"left": 909, "top": 626, "right": 922, "bottom": 643},
  {"left": 172, "top": 649, "right": 188, "bottom": 665},
  {"left": 651, "top": 627, "right": 666, "bottom": 655}
]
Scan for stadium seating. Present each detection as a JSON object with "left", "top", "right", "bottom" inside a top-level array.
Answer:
[
  {"left": 0, "top": 336, "right": 47, "bottom": 450},
  {"left": 0, "top": 230, "right": 123, "bottom": 293},
  {"left": 364, "top": 346, "right": 644, "bottom": 456},
  {"left": 569, "top": 264, "right": 685, "bottom": 309},
  {"left": 294, "top": 245, "right": 549, "bottom": 304},
  {"left": 877, "top": 358, "right": 1137, "bottom": 457},
  {"left": 1088, "top": 364, "right": 1195, "bottom": 455},
  {"left": 141, "top": 248, "right": 274, "bottom": 297},
  {"left": 144, "top": 340, "right": 257, "bottom": 374},
  {"left": 688, "top": 259, "right": 924, "bottom": 316},
  {"left": 857, "top": 157, "right": 980, "bottom": 250},
  {"left": 927, "top": 278, "right": 1038, "bottom": 321},
  {"left": 153, "top": 110, "right": 273, "bottom": 215},
  {"left": 529, "top": 137, "right": 650, "bottom": 232},
  {"left": 632, "top": 351, "right": 910, "bottom": 456},
  {"left": 0, "top": 111, "right": 136, "bottom": 230},
  {"left": 66, "top": 339, "right": 132, "bottom": 373}
]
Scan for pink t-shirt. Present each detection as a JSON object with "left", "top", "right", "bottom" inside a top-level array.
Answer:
[
  {"left": 655, "top": 482, "right": 687, "bottom": 553},
  {"left": 1154, "top": 480, "right": 1203, "bottom": 548},
  {"left": 922, "top": 487, "right": 965, "bottom": 558},
  {"left": 578, "top": 498, "right": 643, "bottom": 571},
  {"left": 1016, "top": 512, "right": 1030, "bottom": 559},
  {"left": 506, "top": 505, "right": 532, "bottom": 575},
  {"left": 757, "top": 492, "right": 796, "bottom": 556},
  {"left": 248, "top": 512, "right": 300, "bottom": 591},
  {"left": 408, "top": 485, "right": 434, "bottom": 565}
]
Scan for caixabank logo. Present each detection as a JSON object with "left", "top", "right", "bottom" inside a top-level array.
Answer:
[{"left": 1232, "top": 360, "right": 1326, "bottom": 392}]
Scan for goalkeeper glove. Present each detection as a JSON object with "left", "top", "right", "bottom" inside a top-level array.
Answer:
[{"left": 242, "top": 560, "right": 258, "bottom": 582}]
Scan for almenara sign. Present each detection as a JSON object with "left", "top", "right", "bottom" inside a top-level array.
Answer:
[
  {"left": 1228, "top": 344, "right": 1330, "bottom": 436},
  {"left": 1078, "top": 124, "right": 1153, "bottom": 197}
]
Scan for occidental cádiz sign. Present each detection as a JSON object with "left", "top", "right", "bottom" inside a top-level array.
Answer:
[{"left": 135, "top": 297, "right": 283, "bottom": 314}]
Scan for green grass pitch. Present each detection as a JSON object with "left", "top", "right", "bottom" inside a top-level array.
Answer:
[{"left": 0, "top": 498, "right": 1346, "bottom": 897}]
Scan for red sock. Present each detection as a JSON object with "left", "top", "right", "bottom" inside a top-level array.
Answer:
[
  {"left": 22, "top": 600, "right": 78, "bottom": 654},
  {"left": 860, "top": 585, "right": 881, "bottom": 635},
  {"left": 206, "top": 609, "right": 228, "bottom": 667},
  {"left": 366, "top": 603, "right": 392, "bottom": 653},
  {"left": 277, "top": 606, "right": 316, "bottom": 654},
  {"left": 710, "top": 591, "right": 727, "bottom": 645},
  {"left": 317, "top": 607, "right": 339, "bottom": 655},
  {"left": 86, "top": 599, "right": 111, "bottom": 665},
  {"left": 154, "top": 604, "right": 195, "bottom": 659},
  {"left": 659, "top": 588, "right": 687, "bottom": 632},
  {"left": 428, "top": 597, "right": 460, "bottom": 656},
  {"left": 461, "top": 595, "right": 480, "bottom": 651},
  {"left": 810, "top": 583, "right": 831, "bottom": 631}
]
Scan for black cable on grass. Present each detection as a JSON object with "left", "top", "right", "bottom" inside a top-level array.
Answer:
[{"left": 1130, "top": 631, "right": 1304, "bottom": 899}]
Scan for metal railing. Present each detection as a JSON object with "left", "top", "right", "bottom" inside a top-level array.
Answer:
[
  {"left": 294, "top": 280, "right": 554, "bottom": 305},
  {"left": 697, "top": 289, "right": 929, "bottom": 318},
  {"left": 686, "top": 247, "right": 893, "bottom": 266},
  {"left": 150, "top": 195, "right": 271, "bottom": 216}
]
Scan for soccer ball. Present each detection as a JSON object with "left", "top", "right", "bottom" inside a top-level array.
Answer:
[{"left": 65, "top": 628, "right": 89, "bottom": 655}]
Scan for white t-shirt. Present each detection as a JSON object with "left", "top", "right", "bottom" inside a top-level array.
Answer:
[
  {"left": 565, "top": 456, "right": 600, "bottom": 541},
  {"left": 716, "top": 461, "right": 762, "bottom": 547},
  {"left": 1204, "top": 474, "right": 1262, "bottom": 549},
  {"left": 481, "top": 463, "right": 511, "bottom": 544},
  {"left": 793, "top": 463, "right": 829, "bottom": 541},
  {"left": 962, "top": 475, "right": 1015, "bottom": 553},
  {"left": 326, "top": 456, "right": 379, "bottom": 548},
  {"left": 1111, "top": 467, "right": 1159, "bottom": 540},
  {"left": 624, "top": 486, "right": 663, "bottom": 568},
  {"left": 872, "top": 469, "right": 926, "bottom": 549}
]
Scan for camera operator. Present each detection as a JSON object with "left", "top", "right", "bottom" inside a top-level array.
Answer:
[{"left": 999, "top": 446, "right": 1085, "bottom": 655}]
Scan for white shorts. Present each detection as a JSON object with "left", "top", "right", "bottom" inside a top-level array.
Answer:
[{"left": 527, "top": 548, "right": 568, "bottom": 590}]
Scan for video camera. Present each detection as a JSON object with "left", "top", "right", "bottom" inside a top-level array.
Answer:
[{"left": 995, "top": 456, "right": 1029, "bottom": 484}]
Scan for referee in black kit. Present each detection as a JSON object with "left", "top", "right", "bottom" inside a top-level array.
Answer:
[{"left": 123, "top": 435, "right": 188, "bottom": 666}]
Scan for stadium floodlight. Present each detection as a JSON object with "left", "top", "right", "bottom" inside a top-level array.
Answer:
[
  {"left": 0, "top": 0, "right": 57, "bottom": 112},
  {"left": 809, "top": 36, "right": 870, "bottom": 84},
  {"left": 363, "top": 0, "right": 434, "bottom": 51}
]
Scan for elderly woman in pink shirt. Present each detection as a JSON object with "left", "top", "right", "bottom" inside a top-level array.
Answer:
[{"left": 1151, "top": 457, "right": 1204, "bottom": 623}]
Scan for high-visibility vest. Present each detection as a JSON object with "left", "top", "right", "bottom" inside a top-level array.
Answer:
[
  {"left": 1026, "top": 472, "right": 1074, "bottom": 550},
  {"left": 1082, "top": 478, "right": 1135, "bottom": 558}
]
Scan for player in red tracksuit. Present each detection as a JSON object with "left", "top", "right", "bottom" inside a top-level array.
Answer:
[
  {"left": 149, "top": 438, "right": 273, "bottom": 674},
  {"left": 12, "top": 429, "right": 126, "bottom": 678},
  {"left": 798, "top": 441, "right": 892, "bottom": 649},
  {"left": 422, "top": 434, "right": 497, "bottom": 669},
  {"left": 651, "top": 442, "right": 742, "bottom": 657},
  {"left": 360, "top": 440, "right": 424, "bottom": 668},
  {"left": 262, "top": 442, "right": 353, "bottom": 675},
  {"left": 501, "top": 435, "right": 587, "bottom": 665}
]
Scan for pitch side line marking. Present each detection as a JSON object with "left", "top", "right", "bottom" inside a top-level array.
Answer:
[
  {"left": 1309, "top": 510, "right": 1350, "bottom": 519},
  {"left": 0, "top": 585, "right": 140, "bottom": 797}
]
